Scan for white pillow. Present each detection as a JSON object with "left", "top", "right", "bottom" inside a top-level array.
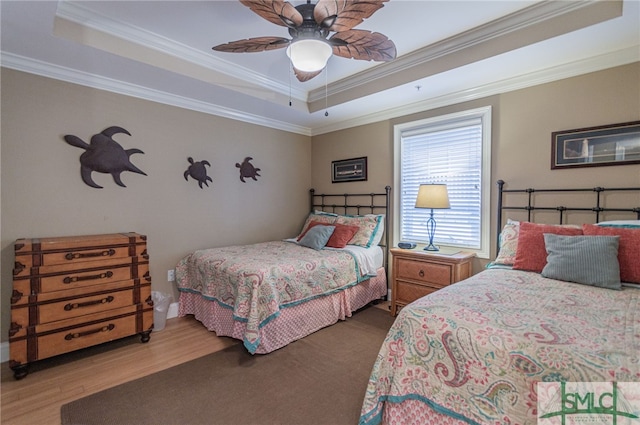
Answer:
[{"left": 597, "top": 220, "right": 640, "bottom": 228}]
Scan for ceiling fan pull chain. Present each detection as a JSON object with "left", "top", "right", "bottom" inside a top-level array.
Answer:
[
  {"left": 324, "top": 64, "right": 329, "bottom": 117},
  {"left": 288, "top": 62, "right": 293, "bottom": 107}
]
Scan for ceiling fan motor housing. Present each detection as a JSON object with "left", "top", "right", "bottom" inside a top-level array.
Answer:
[{"left": 286, "top": 2, "right": 331, "bottom": 41}]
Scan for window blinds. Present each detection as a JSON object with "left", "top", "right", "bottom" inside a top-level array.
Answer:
[{"left": 399, "top": 117, "right": 483, "bottom": 248}]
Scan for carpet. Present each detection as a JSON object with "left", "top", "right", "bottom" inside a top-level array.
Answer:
[{"left": 61, "top": 305, "right": 395, "bottom": 425}]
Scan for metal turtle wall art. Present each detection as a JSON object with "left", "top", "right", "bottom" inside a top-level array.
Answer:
[
  {"left": 64, "top": 126, "right": 146, "bottom": 189},
  {"left": 236, "top": 157, "right": 261, "bottom": 183},
  {"left": 184, "top": 157, "right": 212, "bottom": 188}
]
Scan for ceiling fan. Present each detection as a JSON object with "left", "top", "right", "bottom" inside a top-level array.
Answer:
[{"left": 212, "top": 0, "right": 397, "bottom": 82}]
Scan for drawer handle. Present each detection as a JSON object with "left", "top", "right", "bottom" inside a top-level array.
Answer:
[
  {"left": 419, "top": 270, "right": 425, "bottom": 277},
  {"left": 64, "top": 296, "right": 115, "bottom": 311},
  {"left": 65, "top": 323, "right": 115, "bottom": 340},
  {"left": 65, "top": 249, "right": 116, "bottom": 261},
  {"left": 63, "top": 271, "right": 114, "bottom": 284}
]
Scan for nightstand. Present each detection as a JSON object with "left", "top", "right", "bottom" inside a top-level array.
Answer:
[{"left": 390, "top": 248, "right": 475, "bottom": 316}]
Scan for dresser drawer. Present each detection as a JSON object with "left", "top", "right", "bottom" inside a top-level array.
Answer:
[
  {"left": 14, "top": 232, "right": 147, "bottom": 270},
  {"left": 37, "top": 314, "right": 137, "bottom": 360},
  {"left": 9, "top": 284, "right": 152, "bottom": 339},
  {"left": 11, "top": 281, "right": 151, "bottom": 326},
  {"left": 11, "top": 277, "right": 149, "bottom": 307},
  {"left": 39, "top": 286, "right": 150, "bottom": 324},
  {"left": 9, "top": 304, "right": 153, "bottom": 365},
  {"left": 13, "top": 256, "right": 150, "bottom": 294},
  {"left": 395, "top": 258, "right": 451, "bottom": 286}
]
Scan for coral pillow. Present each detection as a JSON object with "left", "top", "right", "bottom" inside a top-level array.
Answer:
[
  {"left": 326, "top": 224, "right": 360, "bottom": 248},
  {"left": 297, "top": 221, "right": 359, "bottom": 248},
  {"left": 512, "top": 222, "right": 583, "bottom": 273},
  {"left": 583, "top": 223, "right": 640, "bottom": 283}
]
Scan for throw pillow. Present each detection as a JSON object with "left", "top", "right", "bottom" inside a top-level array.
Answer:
[
  {"left": 541, "top": 234, "right": 621, "bottom": 289},
  {"left": 512, "top": 222, "right": 583, "bottom": 273},
  {"left": 493, "top": 220, "right": 520, "bottom": 266},
  {"left": 326, "top": 224, "right": 360, "bottom": 248},
  {"left": 297, "top": 221, "right": 359, "bottom": 248},
  {"left": 296, "top": 213, "right": 336, "bottom": 239},
  {"left": 335, "top": 214, "right": 383, "bottom": 248},
  {"left": 298, "top": 225, "right": 335, "bottom": 250},
  {"left": 582, "top": 223, "right": 640, "bottom": 283}
]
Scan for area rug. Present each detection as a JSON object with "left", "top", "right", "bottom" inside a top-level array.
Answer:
[{"left": 61, "top": 305, "right": 395, "bottom": 425}]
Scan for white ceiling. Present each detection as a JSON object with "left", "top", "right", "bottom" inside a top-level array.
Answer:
[{"left": 2, "top": 0, "right": 639, "bottom": 136}]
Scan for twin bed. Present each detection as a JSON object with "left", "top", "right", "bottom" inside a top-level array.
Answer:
[
  {"left": 360, "top": 181, "right": 640, "bottom": 424},
  {"left": 176, "top": 187, "right": 391, "bottom": 354}
]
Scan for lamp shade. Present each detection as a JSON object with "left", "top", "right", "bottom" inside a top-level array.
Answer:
[
  {"left": 286, "top": 39, "right": 333, "bottom": 72},
  {"left": 415, "top": 184, "right": 450, "bottom": 209}
]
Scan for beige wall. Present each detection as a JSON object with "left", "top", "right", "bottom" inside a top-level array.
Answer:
[
  {"left": 1, "top": 69, "right": 312, "bottom": 342},
  {"left": 2, "top": 63, "right": 639, "bottom": 344},
  {"left": 311, "top": 62, "right": 640, "bottom": 271}
]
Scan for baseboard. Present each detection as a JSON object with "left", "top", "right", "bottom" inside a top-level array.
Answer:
[{"left": 0, "top": 302, "right": 181, "bottom": 364}]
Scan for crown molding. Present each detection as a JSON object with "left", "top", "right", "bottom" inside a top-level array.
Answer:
[
  {"left": 3, "top": 46, "right": 636, "bottom": 138},
  {"left": 310, "top": 47, "right": 639, "bottom": 136},
  {"left": 1, "top": 52, "right": 312, "bottom": 136},
  {"left": 308, "top": 0, "right": 623, "bottom": 110},
  {"left": 54, "top": 0, "right": 308, "bottom": 104}
]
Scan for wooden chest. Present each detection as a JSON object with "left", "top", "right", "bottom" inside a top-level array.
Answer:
[{"left": 9, "top": 233, "right": 154, "bottom": 379}]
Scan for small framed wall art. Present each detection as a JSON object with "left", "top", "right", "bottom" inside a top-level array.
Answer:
[
  {"left": 332, "top": 156, "right": 368, "bottom": 183},
  {"left": 551, "top": 121, "right": 640, "bottom": 169}
]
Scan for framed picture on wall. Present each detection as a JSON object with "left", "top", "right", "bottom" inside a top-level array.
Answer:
[
  {"left": 331, "top": 157, "right": 368, "bottom": 183},
  {"left": 551, "top": 121, "right": 640, "bottom": 169}
]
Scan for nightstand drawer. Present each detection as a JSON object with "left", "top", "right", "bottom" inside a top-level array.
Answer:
[
  {"left": 395, "top": 280, "right": 440, "bottom": 304},
  {"left": 396, "top": 258, "right": 451, "bottom": 286}
]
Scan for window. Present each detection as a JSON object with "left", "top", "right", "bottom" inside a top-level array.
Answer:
[{"left": 393, "top": 106, "right": 492, "bottom": 258}]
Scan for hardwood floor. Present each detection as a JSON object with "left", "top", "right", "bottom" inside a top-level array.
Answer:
[
  {"left": 1, "top": 316, "right": 237, "bottom": 425},
  {"left": 1, "top": 301, "right": 391, "bottom": 424}
]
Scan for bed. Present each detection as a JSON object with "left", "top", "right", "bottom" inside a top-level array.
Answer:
[
  {"left": 176, "top": 187, "right": 391, "bottom": 354},
  {"left": 360, "top": 181, "right": 640, "bottom": 425}
]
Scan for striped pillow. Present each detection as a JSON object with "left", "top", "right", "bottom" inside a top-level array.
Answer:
[{"left": 541, "top": 234, "right": 621, "bottom": 289}]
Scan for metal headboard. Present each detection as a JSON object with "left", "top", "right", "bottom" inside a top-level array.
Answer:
[
  {"left": 309, "top": 186, "right": 392, "bottom": 280},
  {"left": 496, "top": 179, "right": 640, "bottom": 253}
]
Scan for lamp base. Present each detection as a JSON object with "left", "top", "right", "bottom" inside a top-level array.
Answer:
[{"left": 423, "top": 244, "right": 439, "bottom": 251}]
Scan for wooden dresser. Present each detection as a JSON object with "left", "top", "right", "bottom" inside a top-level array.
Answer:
[
  {"left": 9, "top": 233, "right": 153, "bottom": 379},
  {"left": 390, "top": 248, "right": 474, "bottom": 316}
]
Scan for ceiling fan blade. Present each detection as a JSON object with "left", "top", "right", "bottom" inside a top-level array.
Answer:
[
  {"left": 240, "top": 0, "right": 303, "bottom": 28},
  {"left": 330, "top": 29, "right": 396, "bottom": 61},
  {"left": 314, "top": 0, "right": 388, "bottom": 32},
  {"left": 213, "top": 36, "right": 290, "bottom": 53},
  {"left": 293, "top": 67, "right": 322, "bottom": 82}
]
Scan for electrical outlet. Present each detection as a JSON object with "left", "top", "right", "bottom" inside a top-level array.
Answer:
[{"left": 167, "top": 269, "right": 175, "bottom": 282}]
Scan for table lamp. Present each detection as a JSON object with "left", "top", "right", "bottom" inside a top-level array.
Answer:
[{"left": 414, "top": 184, "right": 450, "bottom": 251}]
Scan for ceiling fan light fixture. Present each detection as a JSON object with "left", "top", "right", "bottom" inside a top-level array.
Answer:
[{"left": 286, "top": 39, "right": 332, "bottom": 72}]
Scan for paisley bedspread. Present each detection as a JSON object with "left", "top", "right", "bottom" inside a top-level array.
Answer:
[
  {"left": 176, "top": 241, "right": 364, "bottom": 353},
  {"left": 360, "top": 268, "right": 640, "bottom": 425}
]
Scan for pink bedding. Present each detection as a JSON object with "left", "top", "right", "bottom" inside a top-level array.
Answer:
[
  {"left": 360, "top": 268, "right": 640, "bottom": 425},
  {"left": 176, "top": 240, "right": 386, "bottom": 353},
  {"left": 179, "top": 268, "right": 387, "bottom": 354}
]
